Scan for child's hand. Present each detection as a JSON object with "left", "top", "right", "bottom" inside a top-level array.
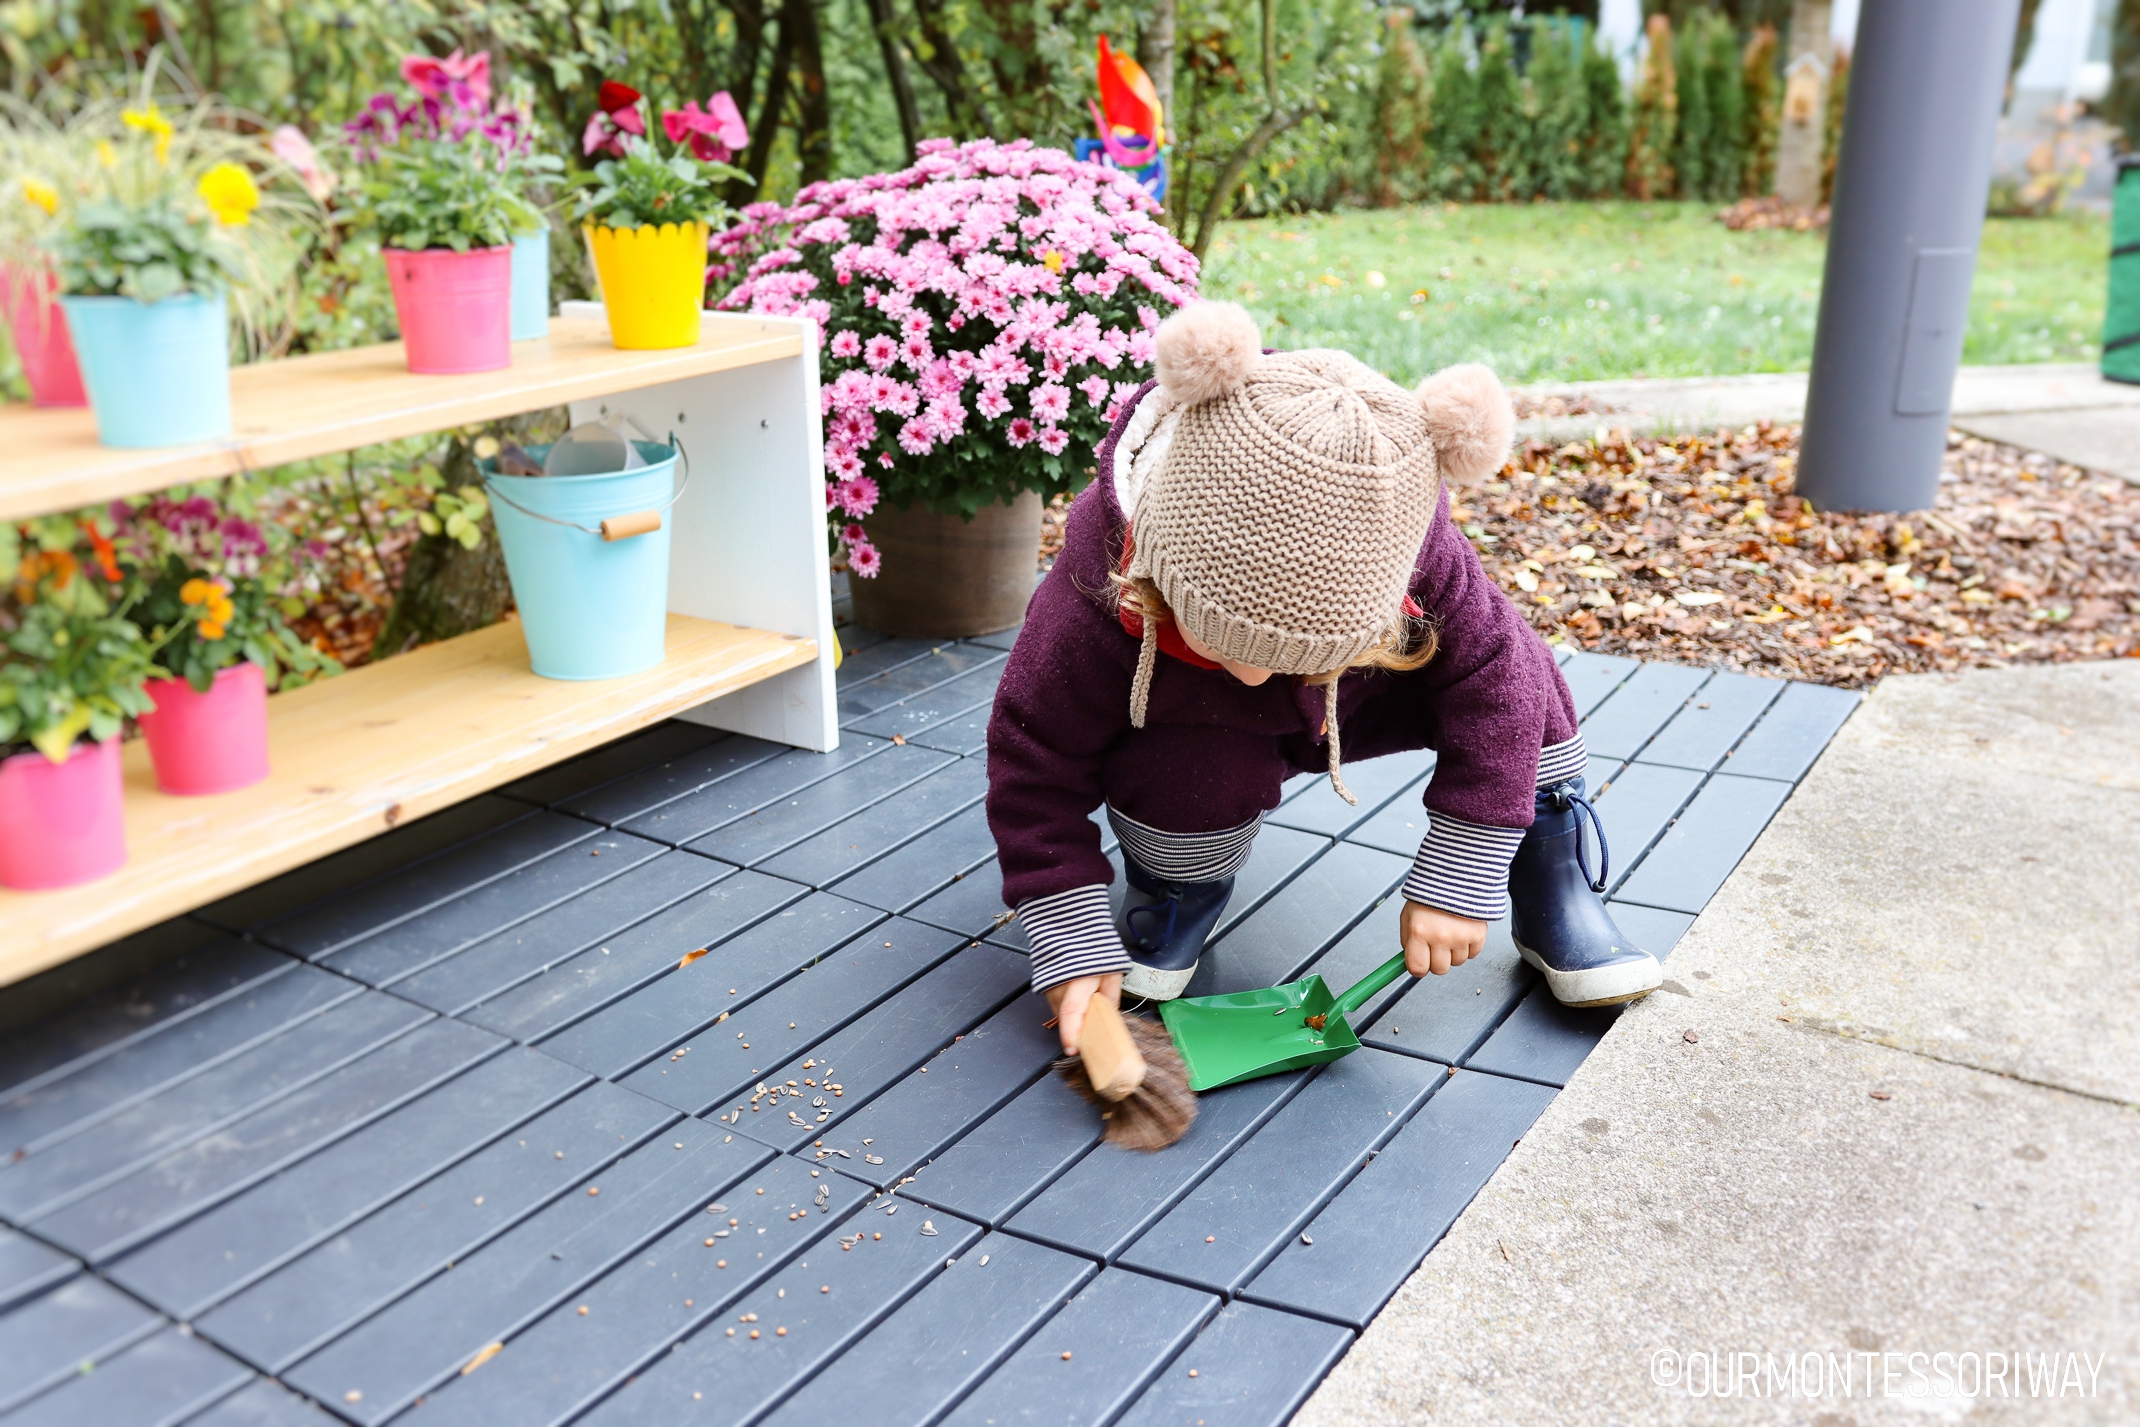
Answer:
[
  {"left": 1402, "top": 901, "right": 1486, "bottom": 976},
  {"left": 1045, "top": 973, "right": 1125, "bottom": 1056}
]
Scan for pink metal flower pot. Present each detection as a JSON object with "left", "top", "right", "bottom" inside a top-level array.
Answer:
[
  {"left": 0, "top": 738, "right": 127, "bottom": 889},
  {"left": 137, "top": 660, "right": 271, "bottom": 796},
  {"left": 384, "top": 245, "right": 514, "bottom": 374},
  {"left": 2, "top": 262, "right": 88, "bottom": 407}
]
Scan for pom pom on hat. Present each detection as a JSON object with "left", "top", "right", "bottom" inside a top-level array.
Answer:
[
  {"left": 1417, "top": 363, "right": 1514, "bottom": 486},
  {"left": 1155, "top": 301, "right": 1261, "bottom": 407}
]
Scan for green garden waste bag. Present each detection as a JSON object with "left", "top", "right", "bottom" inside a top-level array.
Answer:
[{"left": 2108, "top": 156, "right": 2140, "bottom": 385}]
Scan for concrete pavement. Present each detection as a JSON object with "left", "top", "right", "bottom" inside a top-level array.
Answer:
[{"left": 1296, "top": 662, "right": 2140, "bottom": 1425}]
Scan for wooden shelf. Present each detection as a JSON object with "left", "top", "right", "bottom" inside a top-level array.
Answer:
[
  {"left": 0, "top": 614, "right": 816, "bottom": 986},
  {"left": 0, "top": 314, "right": 804, "bottom": 523}
]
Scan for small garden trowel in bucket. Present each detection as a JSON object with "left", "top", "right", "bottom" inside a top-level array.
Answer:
[
  {"left": 481, "top": 415, "right": 689, "bottom": 680},
  {"left": 1156, "top": 951, "right": 1411, "bottom": 1092}
]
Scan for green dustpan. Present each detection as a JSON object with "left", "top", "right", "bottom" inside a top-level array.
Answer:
[{"left": 1158, "top": 952, "right": 1411, "bottom": 1092}]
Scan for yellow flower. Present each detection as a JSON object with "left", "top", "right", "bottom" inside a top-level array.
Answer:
[
  {"left": 122, "top": 105, "right": 175, "bottom": 164},
  {"left": 96, "top": 140, "right": 118, "bottom": 169},
  {"left": 196, "top": 162, "right": 260, "bottom": 227},
  {"left": 20, "top": 177, "right": 58, "bottom": 216},
  {"left": 199, "top": 620, "right": 227, "bottom": 642},
  {"left": 1041, "top": 249, "right": 1065, "bottom": 274},
  {"left": 180, "top": 577, "right": 214, "bottom": 606}
]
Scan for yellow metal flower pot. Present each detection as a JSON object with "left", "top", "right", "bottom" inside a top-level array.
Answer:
[{"left": 585, "top": 220, "right": 710, "bottom": 350}]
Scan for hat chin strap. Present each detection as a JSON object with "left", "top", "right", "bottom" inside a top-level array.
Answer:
[
  {"left": 1129, "top": 612, "right": 1160, "bottom": 729},
  {"left": 1323, "top": 679, "right": 1356, "bottom": 806}
]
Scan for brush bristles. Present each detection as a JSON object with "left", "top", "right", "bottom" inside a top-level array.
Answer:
[{"left": 1056, "top": 1014, "right": 1197, "bottom": 1151}]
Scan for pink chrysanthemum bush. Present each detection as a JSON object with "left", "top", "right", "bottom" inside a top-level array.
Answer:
[{"left": 711, "top": 137, "right": 1200, "bottom": 576}]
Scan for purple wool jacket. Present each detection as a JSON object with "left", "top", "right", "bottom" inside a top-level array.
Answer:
[{"left": 985, "top": 385, "right": 1579, "bottom": 913}]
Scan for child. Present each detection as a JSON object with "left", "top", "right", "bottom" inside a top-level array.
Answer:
[{"left": 986, "top": 302, "right": 1661, "bottom": 1055}]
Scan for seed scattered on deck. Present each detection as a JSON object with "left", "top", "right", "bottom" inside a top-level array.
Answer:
[
  {"left": 587, "top": 1186, "right": 599, "bottom": 1196},
  {"left": 978, "top": 1255, "right": 990, "bottom": 1266},
  {"left": 577, "top": 1305, "right": 589, "bottom": 1315},
  {"left": 1061, "top": 1352, "right": 1073, "bottom": 1361}
]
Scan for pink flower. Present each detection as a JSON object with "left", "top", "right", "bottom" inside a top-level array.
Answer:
[
  {"left": 1038, "top": 426, "right": 1069, "bottom": 455},
  {"left": 1007, "top": 418, "right": 1036, "bottom": 447},
  {"left": 878, "top": 453, "right": 896, "bottom": 469},
  {"left": 848, "top": 539, "right": 882, "bottom": 578},
  {"left": 842, "top": 523, "right": 868, "bottom": 545},
  {"left": 900, "top": 312, "right": 932, "bottom": 340},
  {"left": 839, "top": 474, "right": 880, "bottom": 516},
  {"left": 1079, "top": 374, "right": 1112, "bottom": 407},
  {"left": 864, "top": 335, "right": 899, "bottom": 372},
  {"left": 898, "top": 419, "right": 935, "bottom": 455},
  {"left": 830, "top": 330, "right": 861, "bottom": 359},
  {"left": 1030, "top": 383, "right": 1070, "bottom": 424},
  {"left": 402, "top": 49, "right": 490, "bottom": 109},
  {"left": 270, "top": 125, "right": 335, "bottom": 202},
  {"left": 584, "top": 81, "right": 646, "bottom": 157},
  {"left": 976, "top": 388, "right": 1012, "bottom": 419},
  {"left": 662, "top": 92, "right": 749, "bottom": 164}
]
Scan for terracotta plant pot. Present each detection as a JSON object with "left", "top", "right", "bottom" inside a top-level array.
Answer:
[
  {"left": 847, "top": 491, "right": 1042, "bottom": 638},
  {"left": 1, "top": 263, "right": 87, "bottom": 407},
  {"left": 384, "top": 245, "right": 513, "bottom": 374},
  {"left": 0, "top": 738, "right": 127, "bottom": 890},
  {"left": 137, "top": 661, "right": 271, "bottom": 795}
]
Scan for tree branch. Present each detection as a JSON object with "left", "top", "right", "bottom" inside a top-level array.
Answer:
[
  {"left": 1188, "top": 102, "right": 1309, "bottom": 262},
  {"left": 865, "top": 0, "right": 923, "bottom": 160}
]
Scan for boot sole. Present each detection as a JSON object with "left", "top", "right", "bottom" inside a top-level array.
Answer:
[
  {"left": 1121, "top": 963, "right": 1198, "bottom": 1002},
  {"left": 1513, "top": 939, "right": 1663, "bottom": 1008}
]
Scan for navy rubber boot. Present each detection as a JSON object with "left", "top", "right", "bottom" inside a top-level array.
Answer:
[
  {"left": 1115, "top": 855, "right": 1234, "bottom": 1002},
  {"left": 1509, "top": 777, "right": 1662, "bottom": 1008}
]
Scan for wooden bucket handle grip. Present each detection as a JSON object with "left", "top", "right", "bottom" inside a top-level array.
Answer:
[{"left": 600, "top": 510, "right": 662, "bottom": 541}]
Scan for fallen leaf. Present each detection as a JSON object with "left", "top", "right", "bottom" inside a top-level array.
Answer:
[{"left": 679, "top": 947, "right": 710, "bottom": 968}]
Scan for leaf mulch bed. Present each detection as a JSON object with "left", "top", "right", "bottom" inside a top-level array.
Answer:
[{"left": 1466, "top": 424, "right": 2138, "bottom": 689}]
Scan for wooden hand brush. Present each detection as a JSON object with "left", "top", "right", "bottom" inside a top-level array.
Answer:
[{"left": 1055, "top": 996, "right": 1196, "bottom": 1150}]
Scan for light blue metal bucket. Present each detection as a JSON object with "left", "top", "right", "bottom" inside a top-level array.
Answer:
[
  {"left": 510, "top": 228, "right": 550, "bottom": 342},
  {"left": 59, "top": 291, "right": 231, "bottom": 448},
  {"left": 482, "top": 439, "right": 684, "bottom": 680}
]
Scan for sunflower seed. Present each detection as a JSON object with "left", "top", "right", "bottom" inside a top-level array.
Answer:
[
  {"left": 919, "top": 1220, "right": 939, "bottom": 1236},
  {"left": 865, "top": 1154, "right": 884, "bottom": 1165}
]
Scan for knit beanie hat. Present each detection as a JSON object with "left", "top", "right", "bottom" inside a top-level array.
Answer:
[{"left": 1125, "top": 300, "right": 1514, "bottom": 802}]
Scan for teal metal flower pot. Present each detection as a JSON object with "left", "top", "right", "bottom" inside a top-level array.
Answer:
[
  {"left": 59, "top": 291, "right": 231, "bottom": 448},
  {"left": 511, "top": 228, "right": 551, "bottom": 342}
]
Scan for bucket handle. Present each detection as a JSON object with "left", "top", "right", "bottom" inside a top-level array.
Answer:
[{"left": 483, "top": 432, "right": 692, "bottom": 541}]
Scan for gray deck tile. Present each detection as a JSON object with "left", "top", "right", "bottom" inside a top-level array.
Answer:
[
  {"left": 1592, "top": 760, "right": 1707, "bottom": 893},
  {"left": 617, "top": 913, "right": 958, "bottom": 1116},
  {"left": 1721, "top": 680, "right": 1862, "bottom": 782},
  {"left": 965, "top": 625, "right": 1024, "bottom": 652},
  {"left": 107, "top": 1048, "right": 587, "bottom": 1320},
  {"left": 842, "top": 656, "right": 1008, "bottom": 740},
  {"left": 1338, "top": 778, "right": 1435, "bottom": 857},
  {"left": 1633, "top": 669, "right": 1785, "bottom": 772},
  {"left": 1187, "top": 841, "right": 1410, "bottom": 999},
  {"left": 579, "top": 1205, "right": 985, "bottom": 1427},
  {"left": 1006, "top": 1067, "right": 1309, "bottom": 1263},
  {"left": 1611, "top": 773, "right": 1795, "bottom": 914},
  {"left": 1119, "top": 1049, "right": 1441, "bottom": 1295},
  {"left": 498, "top": 721, "right": 731, "bottom": 808},
  {"left": 1291, "top": 891, "right": 1419, "bottom": 1032},
  {"left": 557, "top": 733, "right": 788, "bottom": 828},
  {"left": 756, "top": 756, "right": 989, "bottom": 889},
  {"left": 830, "top": 801, "right": 998, "bottom": 914},
  {"left": 0, "top": 1274, "right": 161, "bottom": 1414},
  {"left": 256, "top": 813, "right": 605, "bottom": 960},
  {"left": 1557, "top": 649, "right": 1642, "bottom": 719},
  {"left": 939, "top": 1267, "right": 1218, "bottom": 1427},
  {"left": 0, "top": 1232, "right": 75, "bottom": 1316},
  {"left": 1587, "top": 752, "right": 1629, "bottom": 791},
  {"left": 834, "top": 635, "right": 940, "bottom": 688},
  {"left": 185, "top": 1378, "right": 344, "bottom": 1426},
  {"left": 1605, "top": 902, "right": 1699, "bottom": 962},
  {"left": 617, "top": 739, "right": 889, "bottom": 847},
  {"left": 1362, "top": 920, "right": 1535, "bottom": 1065},
  {"left": 459, "top": 871, "right": 811, "bottom": 1045},
  {"left": 2, "top": 965, "right": 359, "bottom": 1158},
  {"left": 196, "top": 796, "right": 534, "bottom": 934},
  {"left": 728, "top": 943, "right": 1033, "bottom": 1152},
  {"left": 687, "top": 744, "right": 955, "bottom": 868},
  {"left": 906, "top": 708, "right": 992, "bottom": 756},
  {"left": 906, "top": 860, "right": 1028, "bottom": 950},
  {"left": 1111, "top": 1300, "right": 1353, "bottom": 1427},
  {"left": 0, "top": 938, "right": 292, "bottom": 1106},
  {"left": 543, "top": 893, "right": 892, "bottom": 1083},
  {"left": 409, "top": 1156, "right": 869, "bottom": 1427},
  {"left": 3, "top": 1325, "right": 250, "bottom": 1427},
  {"left": 391, "top": 852, "right": 732, "bottom": 1016},
  {"left": 1265, "top": 750, "right": 1434, "bottom": 838},
  {"left": 1241, "top": 1069, "right": 1557, "bottom": 1328},
  {"left": 33, "top": 1017, "right": 502, "bottom": 1265},
  {"left": 836, "top": 643, "right": 1006, "bottom": 721},
  {"left": 897, "top": 1074, "right": 1102, "bottom": 1229},
  {"left": 0, "top": 992, "right": 430, "bottom": 1226},
  {"left": 1462, "top": 987, "right": 1621, "bottom": 1087},
  {"left": 281, "top": 1119, "right": 771, "bottom": 1425},
  {"left": 1576, "top": 661, "right": 1712, "bottom": 761},
  {"left": 809, "top": 993, "right": 1056, "bottom": 1187},
  {"left": 757, "top": 1230, "right": 1095, "bottom": 1427},
  {"left": 195, "top": 1082, "right": 674, "bottom": 1373},
  {"left": 321, "top": 832, "right": 667, "bottom": 989},
  {"left": 1207, "top": 824, "right": 1333, "bottom": 941}
]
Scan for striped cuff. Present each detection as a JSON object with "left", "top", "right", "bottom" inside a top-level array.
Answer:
[
  {"left": 1017, "top": 884, "right": 1130, "bottom": 993},
  {"left": 1106, "top": 806, "right": 1263, "bottom": 883},
  {"left": 1536, "top": 733, "right": 1587, "bottom": 788},
  {"left": 1401, "top": 814, "right": 1527, "bottom": 922}
]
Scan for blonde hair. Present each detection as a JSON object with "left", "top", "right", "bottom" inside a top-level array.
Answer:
[{"left": 1109, "top": 571, "right": 1439, "bottom": 679}]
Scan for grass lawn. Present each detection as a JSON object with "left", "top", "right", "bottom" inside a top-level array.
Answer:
[{"left": 1201, "top": 202, "right": 2110, "bottom": 387}]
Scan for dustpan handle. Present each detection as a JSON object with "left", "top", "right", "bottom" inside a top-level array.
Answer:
[{"left": 1330, "top": 952, "right": 1409, "bottom": 1022}]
